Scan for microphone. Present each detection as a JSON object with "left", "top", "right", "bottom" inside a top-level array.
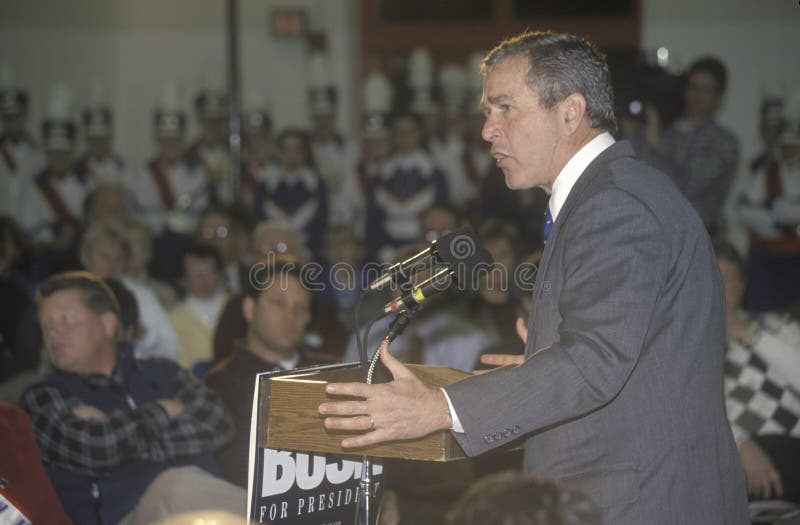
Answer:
[
  {"left": 368, "top": 228, "right": 479, "bottom": 291},
  {"left": 383, "top": 247, "right": 493, "bottom": 314}
]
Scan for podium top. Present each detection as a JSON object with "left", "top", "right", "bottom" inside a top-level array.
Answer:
[{"left": 260, "top": 362, "right": 470, "bottom": 461}]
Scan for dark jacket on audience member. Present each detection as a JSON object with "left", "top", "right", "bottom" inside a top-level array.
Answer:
[
  {"left": 20, "top": 348, "right": 233, "bottom": 525},
  {"left": 205, "top": 344, "right": 330, "bottom": 488}
]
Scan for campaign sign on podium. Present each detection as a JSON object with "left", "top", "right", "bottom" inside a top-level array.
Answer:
[{"left": 246, "top": 363, "right": 383, "bottom": 525}]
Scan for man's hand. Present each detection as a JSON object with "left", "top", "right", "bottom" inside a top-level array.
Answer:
[
  {"left": 319, "top": 342, "right": 452, "bottom": 448},
  {"left": 739, "top": 438, "right": 783, "bottom": 499},
  {"left": 474, "top": 353, "right": 524, "bottom": 375},
  {"left": 72, "top": 405, "right": 107, "bottom": 420},
  {"left": 157, "top": 399, "right": 185, "bottom": 420}
]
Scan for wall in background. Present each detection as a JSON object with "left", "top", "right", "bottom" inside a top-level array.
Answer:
[
  {"left": 641, "top": 0, "right": 800, "bottom": 247},
  {"left": 1, "top": 0, "right": 798, "bottom": 247},
  {"left": 0, "top": 0, "right": 357, "bottom": 170}
]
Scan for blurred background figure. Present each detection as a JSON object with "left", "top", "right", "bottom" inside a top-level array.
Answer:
[
  {"left": 308, "top": 42, "right": 357, "bottom": 226},
  {"left": 187, "top": 78, "right": 231, "bottom": 205},
  {"left": 365, "top": 112, "right": 448, "bottom": 262},
  {"left": 466, "top": 219, "right": 524, "bottom": 351},
  {"left": 74, "top": 81, "right": 126, "bottom": 186},
  {"left": 317, "top": 222, "right": 366, "bottom": 331},
  {"left": 632, "top": 56, "right": 739, "bottom": 236},
  {"left": 20, "top": 84, "right": 87, "bottom": 264},
  {"left": 0, "top": 64, "right": 41, "bottom": 219},
  {"left": 715, "top": 240, "right": 800, "bottom": 505},
  {"left": 82, "top": 182, "right": 131, "bottom": 226},
  {"left": 196, "top": 206, "right": 249, "bottom": 294},
  {"left": 407, "top": 48, "right": 440, "bottom": 156},
  {"left": 737, "top": 89, "right": 800, "bottom": 314},
  {"left": 240, "top": 92, "right": 275, "bottom": 209},
  {"left": 354, "top": 70, "right": 394, "bottom": 237},
  {"left": 104, "top": 277, "right": 145, "bottom": 345},
  {"left": 253, "top": 128, "right": 328, "bottom": 255},
  {"left": 131, "top": 82, "right": 210, "bottom": 283},
  {"left": 116, "top": 215, "right": 178, "bottom": 310},
  {"left": 79, "top": 221, "right": 180, "bottom": 361},
  {"left": 170, "top": 242, "right": 229, "bottom": 375}
]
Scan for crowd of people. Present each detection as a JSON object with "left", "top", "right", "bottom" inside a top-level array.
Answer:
[{"left": 0, "top": 32, "right": 799, "bottom": 525}]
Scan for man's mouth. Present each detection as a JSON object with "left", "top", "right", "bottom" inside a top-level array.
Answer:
[{"left": 492, "top": 151, "right": 509, "bottom": 167}]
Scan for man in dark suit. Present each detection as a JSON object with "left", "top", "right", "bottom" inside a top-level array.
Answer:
[{"left": 319, "top": 31, "right": 749, "bottom": 523}]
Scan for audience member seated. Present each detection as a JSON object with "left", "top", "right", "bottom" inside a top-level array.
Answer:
[
  {"left": 213, "top": 222, "right": 346, "bottom": 362},
  {"left": 80, "top": 220, "right": 180, "bottom": 361},
  {"left": 103, "top": 277, "right": 144, "bottom": 345},
  {"left": 19, "top": 271, "right": 235, "bottom": 524},
  {"left": 205, "top": 255, "right": 334, "bottom": 488},
  {"left": 445, "top": 470, "right": 601, "bottom": 525},
  {"left": 467, "top": 219, "right": 524, "bottom": 354},
  {"left": 317, "top": 223, "right": 367, "bottom": 332},
  {"left": 715, "top": 241, "right": 800, "bottom": 505},
  {"left": 250, "top": 219, "right": 311, "bottom": 262},
  {"left": 419, "top": 203, "right": 462, "bottom": 243},
  {"left": 170, "top": 242, "right": 229, "bottom": 373},
  {"left": 82, "top": 182, "right": 132, "bottom": 226},
  {"left": 117, "top": 214, "right": 178, "bottom": 310},
  {"left": 196, "top": 206, "right": 249, "bottom": 294},
  {"left": 79, "top": 221, "right": 128, "bottom": 279},
  {"left": 0, "top": 402, "right": 72, "bottom": 524}
]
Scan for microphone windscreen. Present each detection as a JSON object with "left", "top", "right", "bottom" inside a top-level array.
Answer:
[
  {"left": 452, "top": 247, "right": 494, "bottom": 292},
  {"left": 436, "top": 228, "right": 481, "bottom": 267}
]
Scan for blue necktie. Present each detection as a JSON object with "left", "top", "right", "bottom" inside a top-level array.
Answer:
[{"left": 543, "top": 205, "right": 554, "bottom": 242}]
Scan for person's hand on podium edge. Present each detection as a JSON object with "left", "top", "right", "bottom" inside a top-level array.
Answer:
[
  {"left": 474, "top": 353, "right": 525, "bottom": 375},
  {"left": 319, "top": 341, "right": 453, "bottom": 448}
]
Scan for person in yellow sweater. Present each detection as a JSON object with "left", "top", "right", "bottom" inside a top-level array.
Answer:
[{"left": 170, "top": 242, "right": 229, "bottom": 374}]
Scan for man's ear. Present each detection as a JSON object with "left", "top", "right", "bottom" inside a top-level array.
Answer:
[
  {"left": 242, "top": 295, "right": 255, "bottom": 323},
  {"left": 559, "top": 93, "right": 587, "bottom": 134},
  {"left": 100, "top": 312, "right": 120, "bottom": 339}
]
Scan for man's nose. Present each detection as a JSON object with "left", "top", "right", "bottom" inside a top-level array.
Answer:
[{"left": 481, "top": 116, "right": 496, "bottom": 143}]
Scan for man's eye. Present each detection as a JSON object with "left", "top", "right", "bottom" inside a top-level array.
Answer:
[{"left": 501, "top": 104, "right": 511, "bottom": 111}]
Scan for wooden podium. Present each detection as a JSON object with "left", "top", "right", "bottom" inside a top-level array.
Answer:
[{"left": 257, "top": 363, "right": 471, "bottom": 462}]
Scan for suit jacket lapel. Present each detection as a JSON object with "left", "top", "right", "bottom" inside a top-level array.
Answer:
[
  {"left": 536, "top": 141, "right": 636, "bottom": 276},
  {"left": 529, "top": 141, "right": 637, "bottom": 352}
]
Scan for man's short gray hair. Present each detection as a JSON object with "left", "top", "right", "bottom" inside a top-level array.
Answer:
[{"left": 483, "top": 31, "right": 617, "bottom": 134}]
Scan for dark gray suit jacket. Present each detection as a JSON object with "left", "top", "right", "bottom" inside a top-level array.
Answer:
[{"left": 445, "top": 141, "right": 749, "bottom": 524}]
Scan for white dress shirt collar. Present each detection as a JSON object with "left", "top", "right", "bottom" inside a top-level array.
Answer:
[{"left": 549, "top": 132, "right": 615, "bottom": 220}]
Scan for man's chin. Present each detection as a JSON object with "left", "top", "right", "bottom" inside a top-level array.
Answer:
[
  {"left": 503, "top": 169, "right": 523, "bottom": 190},
  {"left": 273, "top": 342, "right": 300, "bottom": 360}
]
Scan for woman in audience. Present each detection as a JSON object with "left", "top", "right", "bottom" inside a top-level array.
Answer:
[{"left": 80, "top": 220, "right": 180, "bottom": 361}]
